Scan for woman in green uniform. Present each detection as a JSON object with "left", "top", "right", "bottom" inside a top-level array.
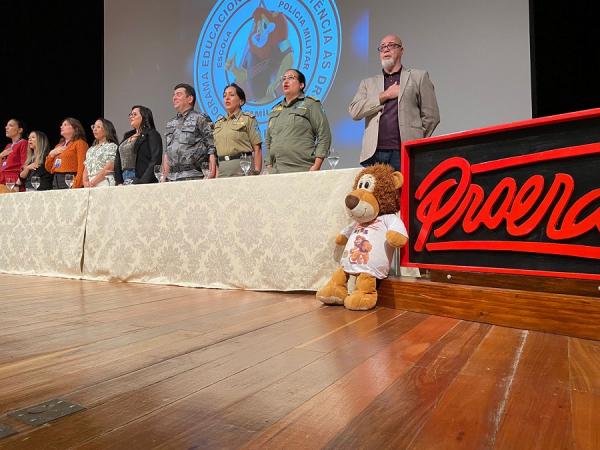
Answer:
[
  {"left": 265, "top": 69, "right": 331, "bottom": 174},
  {"left": 214, "top": 83, "right": 262, "bottom": 177}
]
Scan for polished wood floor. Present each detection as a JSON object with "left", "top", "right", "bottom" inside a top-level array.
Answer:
[{"left": 0, "top": 274, "right": 598, "bottom": 449}]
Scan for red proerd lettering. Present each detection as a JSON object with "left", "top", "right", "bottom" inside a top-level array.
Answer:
[{"left": 414, "top": 154, "right": 600, "bottom": 259}]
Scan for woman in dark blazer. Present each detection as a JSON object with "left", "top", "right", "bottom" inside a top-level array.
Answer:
[{"left": 114, "top": 105, "right": 163, "bottom": 185}]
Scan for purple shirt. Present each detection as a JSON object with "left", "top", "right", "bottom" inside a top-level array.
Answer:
[{"left": 377, "top": 68, "right": 401, "bottom": 150}]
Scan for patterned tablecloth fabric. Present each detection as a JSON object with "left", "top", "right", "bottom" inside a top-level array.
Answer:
[
  {"left": 0, "top": 189, "right": 90, "bottom": 278},
  {"left": 81, "top": 168, "right": 360, "bottom": 290},
  {"left": 0, "top": 169, "right": 364, "bottom": 290}
]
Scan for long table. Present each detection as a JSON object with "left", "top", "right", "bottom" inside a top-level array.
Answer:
[
  {"left": 0, "top": 189, "right": 89, "bottom": 279},
  {"left": 0, "top": 169, "right": 361, "bottom": 291}
]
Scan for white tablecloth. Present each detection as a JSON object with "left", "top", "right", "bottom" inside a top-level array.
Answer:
[
  {"left": 80, "top": 168, "right": 360, "bottom": 290},
  {"left": 0, "top": 189, "right": 89, "bottom": 278},
  {"left": 0, "top": 170, "right": 423, "bottom": 290}
]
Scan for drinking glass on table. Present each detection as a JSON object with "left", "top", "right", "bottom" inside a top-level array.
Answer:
[
  {"left": 201, "top": 161, "right": 210, "bottom": 179},
  {"left": 105, "top": 171, "right": 115, "bottom": 187},
  {"left": 65, "top": 174, "right": 74, "bottom": 188},
  {"left": 240, "top": 153, "right": 251, "bottom": 176},
  {"left": 31, "top": 176, "right": 40, "bottom": 191},
  {"left": 154, "top": 164, "right": 164, "bottom": 182},
  {"left": 327, "top": 148, "right": 340, "bottom": 169},
  {"left": 167, "top": 171, "right": 178, "bottom": 182},
  {"left": 5, "top": 175, "right": 16, "bottom": 192}
]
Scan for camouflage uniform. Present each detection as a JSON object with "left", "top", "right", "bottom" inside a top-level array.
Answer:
[
  {"left": 164, "top": 108, "right": 215, "bottom": 180},
  {"left": 265, "top": 95, "right": 331, "bottom": 174},
  {"left": 213, "top": 110, "right": 262, "bottom": 177}
]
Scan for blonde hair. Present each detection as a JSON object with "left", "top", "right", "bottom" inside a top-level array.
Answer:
[{"left": 25, "top": 131, "right": 50, "bottom": 167}]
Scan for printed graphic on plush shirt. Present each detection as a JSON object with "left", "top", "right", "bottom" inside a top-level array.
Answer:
[
  {"left": 340, "top": 213, "right": 407, "bottom": 279},
  {"left": 349, "top": 235, "right": 373, "bottom": 264}
]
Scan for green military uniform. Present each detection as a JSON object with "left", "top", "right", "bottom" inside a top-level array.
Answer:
[
  {"left": 213, "top": 110, "right": 262, "bottom": 177},
  {"left": 265, "top": 94, "right": 332, "bottom": 174}
]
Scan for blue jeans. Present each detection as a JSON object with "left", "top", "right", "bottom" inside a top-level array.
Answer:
[
  {"left": 122, "top": 169, "right": 136, "bottom": 184},
  {"left": 361, "top": 149, "right": 401, "bottom": 172}
]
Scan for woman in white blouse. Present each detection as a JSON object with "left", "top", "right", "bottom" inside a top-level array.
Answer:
[{"left": 83, "top": 118, "right": 118, "bottom": 187}]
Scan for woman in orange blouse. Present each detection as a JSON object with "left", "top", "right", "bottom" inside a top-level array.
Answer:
[{"left": 45, "top": 117, "right": 88, "bottom": 189}]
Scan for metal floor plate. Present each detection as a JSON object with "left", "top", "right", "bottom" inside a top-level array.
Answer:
[
  {"left": 0, "top": 423, "right": 16, "bottom": 439},
  {"left": 8, "top": 399, "right": 85, "bottom": 426}
]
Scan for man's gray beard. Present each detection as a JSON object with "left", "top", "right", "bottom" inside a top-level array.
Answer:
[{"left": 381, "top": 59, "right": 395, "bottom": 71}]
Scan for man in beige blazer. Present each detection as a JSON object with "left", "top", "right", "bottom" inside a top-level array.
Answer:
[{"left": 349, "top": 34, "right": 440, "bottom": 170}]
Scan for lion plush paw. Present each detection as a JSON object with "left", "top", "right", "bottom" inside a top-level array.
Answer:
[
  {"left": 344, "top": 290, "right": 377, "bottom": 310},
  {"left": 385, "top": 230, "right": 408, "bottom": 248},
  {"left": 316, "top": 267, "right": 349, "bottom": 305},
  {"left": 335, "top": 234, "right": 349, "bottom": 246},
  {"left": 343, "top": 273, "right": 378, "bottom": 311},
  {"left": 317, "top": 286, "right": 347, "bottom": 305}
]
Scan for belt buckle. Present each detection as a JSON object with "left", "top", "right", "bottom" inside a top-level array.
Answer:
[{"left": 224, "top": 155, "right": 231, "bottom": 161}]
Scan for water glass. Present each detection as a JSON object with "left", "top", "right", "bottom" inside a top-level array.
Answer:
[
  {"left": 201, "top": 161, "right": 210, "bottom": 179},
  {"left": 240, "top": 153, "right": 251, "bottom": 176},
  {"left": 154, "top": 165, "right": 163, "bottom": 182},
  {"left": 65, "top": 174, "right": 74, "bottom": 188},
  {"left": 31, "top": 176, "right": 40, "bottom": 190},
  {"left": 5, "top": 176, "right": 16, "bottom": 192},
  {"left": 105, "top": 171, "right": 115, "bottom": 186},
  {"left": 327, "top": 148, "right": 340, "bottom": 169}
]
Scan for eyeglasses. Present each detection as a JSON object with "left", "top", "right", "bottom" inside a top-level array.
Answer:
[
  {"left": 377, "top": 43, "right": 402, "bottom": 52},
  {"left": 91, "top": 124, "right": 104, "bottom": 131},
  {"left": 280, "top": 75, "right": 298, "bottom": 82},
  {"left": 128, "top": 112, "right": 139, "bottom": 118}
]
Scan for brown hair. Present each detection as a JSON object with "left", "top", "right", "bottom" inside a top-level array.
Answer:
[
  {"left": 353, "top": 164, "right": 400, "bottom": 215},
  {"left": 60, "top": 117, "right": 87, "bottom": 144}
]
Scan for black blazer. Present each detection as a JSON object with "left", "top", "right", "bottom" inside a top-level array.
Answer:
[{"left": 115, "top": 128, "right": 163, "bottom": 185}]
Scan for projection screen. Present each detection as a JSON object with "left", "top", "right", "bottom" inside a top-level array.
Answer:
[{"left": 105, "top": 0, "right": 531, "bottom": 168}]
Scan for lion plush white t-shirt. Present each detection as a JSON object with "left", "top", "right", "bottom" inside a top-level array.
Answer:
[{"left": 339, "top": 213, "right": 408, "bottom": 279}]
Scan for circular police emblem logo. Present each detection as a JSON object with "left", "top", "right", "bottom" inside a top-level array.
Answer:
[{"left": 194, "top": 0, "right": 341, "bottom": 130}]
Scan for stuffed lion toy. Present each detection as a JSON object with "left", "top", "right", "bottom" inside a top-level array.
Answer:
[{"left": 317, "top": 164, "right": 408, "bottom": 310}]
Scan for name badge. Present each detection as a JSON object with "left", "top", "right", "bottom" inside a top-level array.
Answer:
[{"left": 54, "top": 158, "right": 62, "bottom": 169}]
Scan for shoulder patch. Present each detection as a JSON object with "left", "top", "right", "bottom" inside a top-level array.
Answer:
[
  {"left": 241, "top": 111, "right": 256, "bottom": 119},
  {"left": 306, "top": 96, "right": 321, "bottom": 103},
  {"left": 200, "top": 112, "right": 213, "bottom": 122},
  {"left": 272, "top": 105, "right": 284, "bottom": 112}
]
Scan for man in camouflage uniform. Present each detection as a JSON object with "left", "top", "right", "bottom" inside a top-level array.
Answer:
[
  {"left": 265, "top": 69, "right": 331, "bottom": 174},
  {"left": 163, "top": 83, "right": 216, "bottom": 181}
]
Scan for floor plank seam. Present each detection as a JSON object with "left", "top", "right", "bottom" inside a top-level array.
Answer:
[
  {"left": 488, "top": 329, "right": 528, "bottom": 449},
  {"left": 295, "top": 309, "right": 383, "bottom": 349},
  {"left": 67, "top": 292, "right": 196, "bottom": 316}
]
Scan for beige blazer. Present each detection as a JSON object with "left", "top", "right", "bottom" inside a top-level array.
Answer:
[{"left": 349, "top": 67, "right": 440, "bottom": 163}]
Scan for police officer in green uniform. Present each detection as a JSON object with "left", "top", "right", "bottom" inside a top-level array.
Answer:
[
  {"left": 214, "top": 84, "right": 262, "bottom": 177},
  {"left": 265, "top": 69, "right": 332, "bottom": 174}
]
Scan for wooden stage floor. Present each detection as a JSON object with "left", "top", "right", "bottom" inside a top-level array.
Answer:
[{"left": 0, "top": 274, "right": 597, "bottom": 449}]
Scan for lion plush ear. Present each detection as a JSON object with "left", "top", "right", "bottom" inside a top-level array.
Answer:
[{"left": 392, "top": 172, "right": 404, "bottom": 189}]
